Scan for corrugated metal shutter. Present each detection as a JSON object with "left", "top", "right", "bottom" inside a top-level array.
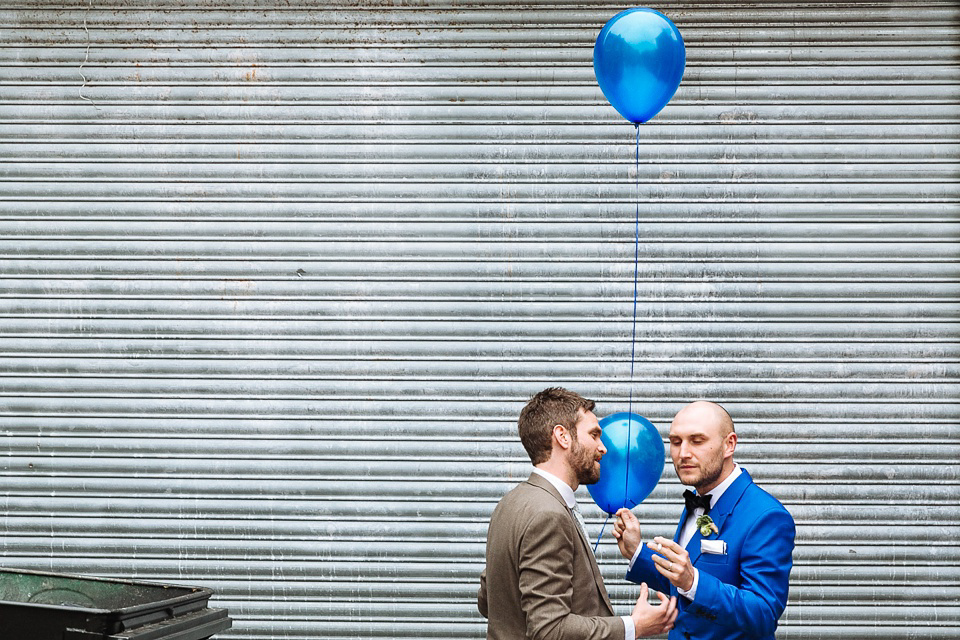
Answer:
[{"left": 1, "top": 1, "right": 957, "bottom": 638}]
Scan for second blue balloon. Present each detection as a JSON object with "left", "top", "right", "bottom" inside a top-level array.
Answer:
[
  {"left": 588, "top": 412, "right": 666, "bottom": 514},
  {"left": 593, "top": 8, "right": 686, "bottom": 124}
]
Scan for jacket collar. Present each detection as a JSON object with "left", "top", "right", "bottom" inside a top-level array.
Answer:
[
  {"left": 531, "top": 468, "right": 577, "bottom": 508},
  {"left": 526, "top": 471, "right": 568, "bottom": 507},
  {"left": 709, "top": 467, "right": 753, "bottom": 532}
]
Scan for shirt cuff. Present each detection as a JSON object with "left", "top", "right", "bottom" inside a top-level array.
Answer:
[
  {"left": 677, "top": 567, "right": 699, "bottom": 600},
  {"left": 628, "top": 543, "right": 643, "bottom": 569},
  {"left": 622, "top": 615, "right": 636, "bottom": 640}
]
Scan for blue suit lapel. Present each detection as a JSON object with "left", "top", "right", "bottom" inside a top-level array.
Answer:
[{"left": 708, "top": 468, "right": 754, "bottom": 536}]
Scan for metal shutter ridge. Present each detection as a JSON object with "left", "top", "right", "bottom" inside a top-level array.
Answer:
[{"left": 1, "top": 2, "right": 957, "bottom": 638}]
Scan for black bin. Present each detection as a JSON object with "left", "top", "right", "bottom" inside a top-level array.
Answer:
[{"left": 0, "top": 567, "right": 231, "bottom": 639}]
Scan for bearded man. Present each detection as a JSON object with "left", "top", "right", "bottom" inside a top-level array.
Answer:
[
  {"left": 613, "top": 401, "right": 795, "bottom": 640},
  {"left": 478, "top": 387, "right": 678, "bottom": 640}
]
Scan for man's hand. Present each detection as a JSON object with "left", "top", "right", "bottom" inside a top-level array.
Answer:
[
  {"left": 648, "top": 536, "right": 695, "bottom": 592},
  {"left": 630, "top": 582, "right": 678, "bottom": 637},
  {"left": 612, "top": 508, "right": 642, "bottom": 560}
]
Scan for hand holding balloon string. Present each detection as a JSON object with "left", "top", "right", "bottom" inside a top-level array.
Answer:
[
  {"left": 613, "top": 511, "right": 694, "bottom": 591},
  {"left": 612, "top": 507, "right": 643, "bottom": 560}
]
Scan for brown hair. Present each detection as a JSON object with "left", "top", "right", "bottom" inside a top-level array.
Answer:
[{"left": 517, "top": 387, "right": 596, "bottom": 465}]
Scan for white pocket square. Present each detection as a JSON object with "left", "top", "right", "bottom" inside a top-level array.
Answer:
[{"left": 701, "top": 539, "right": 727, "bottom": 555}]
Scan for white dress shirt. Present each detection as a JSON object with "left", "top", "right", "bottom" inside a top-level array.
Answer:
[{"left": 532, "top": 468, "right": 636, "bottom": 640}]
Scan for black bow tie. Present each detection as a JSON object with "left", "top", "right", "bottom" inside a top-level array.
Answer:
[{"left": 683, "top": 489, "right": 712, "bottom": 514}]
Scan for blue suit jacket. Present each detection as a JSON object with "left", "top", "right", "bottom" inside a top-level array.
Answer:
[{"left": 626, "top": 469, "right": 795, "bottom": 640}]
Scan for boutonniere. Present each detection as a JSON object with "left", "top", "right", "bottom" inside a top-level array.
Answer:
[{"left": 696, "top": 515, "right": 719, "bottom": 537}]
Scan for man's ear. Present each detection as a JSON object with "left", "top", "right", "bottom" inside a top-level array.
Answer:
[
  {"left": 724, "top": 431, "right": 738, "bottom": 458},
  {"left": 553, "top": 424, "right": 572, "bottom": 450}
]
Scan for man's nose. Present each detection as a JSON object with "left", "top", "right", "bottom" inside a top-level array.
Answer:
[{"left": 597, "top": 440, "right": 607, "bottom": 455}]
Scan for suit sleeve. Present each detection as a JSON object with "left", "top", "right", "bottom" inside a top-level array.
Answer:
[
  {"left": 518, "top": 508, "right": 625, "bottom": 640},
  {"left": 478, "top": 567, "right": 488, "bottom": 618},
  {"left": 624, "top": 545, "right": 673, "bottom": 594},
  {"left": 689, "top": 506, "right": 795, "bottom": 637}
]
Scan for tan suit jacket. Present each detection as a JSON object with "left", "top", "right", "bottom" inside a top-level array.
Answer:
[{"left": 478, "top": 473, "right": 626, "bottom": 640}]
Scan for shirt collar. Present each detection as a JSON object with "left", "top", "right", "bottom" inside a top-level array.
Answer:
[
  {"left": 531, "top": 468, "right": 577, "bottom": 508},
  {"left": 698, "top": 463, "right": 741, "bottom": 508}
]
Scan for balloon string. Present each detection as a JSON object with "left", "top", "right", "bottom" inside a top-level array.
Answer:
[
  {"left": 625, "top": 124, "right": 640, "bottom": 505},
  {"left": 594, "top": 513, "right": 612, "bottom": 553}
]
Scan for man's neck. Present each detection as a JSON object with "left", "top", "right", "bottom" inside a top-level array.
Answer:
[
  {"left": 697, "top": 463, "right": 740, "bottom": 497},
  {"left": 535, "top": 461, "right": 577, "bottom": 491}
]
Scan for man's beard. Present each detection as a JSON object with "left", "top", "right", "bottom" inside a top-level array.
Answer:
[
  {"left": 684, "top": 448, "right": 724, "bottom": 491},
  {"left": 572, "top": 438, "right": 601, "bottom": 485}
]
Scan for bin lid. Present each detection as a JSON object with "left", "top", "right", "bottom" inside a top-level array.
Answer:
[
  {"left": 0, "top": 567, "right": 210, "bottom": 613},
  {"left": 0, "top": 568, "right": 228, "bottom": 638}
]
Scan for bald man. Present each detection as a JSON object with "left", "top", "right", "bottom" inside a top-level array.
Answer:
[{"left": 612, "top": 402, "right": 795, "bottom": 640}]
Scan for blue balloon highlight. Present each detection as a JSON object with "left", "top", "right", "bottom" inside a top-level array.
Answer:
[
  {"left": 588, "top": 412, "right": 665, "bottom": 514},
  {"left": 593, "top": 8, "right": 686, "bottom": 124}
]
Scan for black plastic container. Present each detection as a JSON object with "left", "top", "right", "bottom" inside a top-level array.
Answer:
[{"left": 0, "top": 567, "right": 231, "bottom": 639}]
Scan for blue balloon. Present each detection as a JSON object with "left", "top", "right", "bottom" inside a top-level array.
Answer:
[
  {"left": 593, "top": 8, "right": 686, "bottom": 124},
  {"left": 588, "top": 412, "right": 665, "bottom": 514}
]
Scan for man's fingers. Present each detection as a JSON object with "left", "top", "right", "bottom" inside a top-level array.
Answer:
[
  {"left": 637, "top": 582, "right": 649, "bottom": 601},
  {"left": 656, "top": 596, "right": 677, "bottom": 629},
  {"left": 650, "top": 554, "right": 676, "bottom": 580},
  {"left": 650, "top": 552, "right": 670, "bottom": 571},
  {"left": 666, "top": 595, "right": 678, "bottom": 615},
  {"left": 647, "top": 536, "right": 689, "bottom": 565},
  {"left": 653, "top": 562, "right": 669, "bottom": 578},
  {"left": 646, "top": 539, "right": 670, "bottom": 558},
  {"left": 651, "top": 535, "right": 681, "bottom": 553}
]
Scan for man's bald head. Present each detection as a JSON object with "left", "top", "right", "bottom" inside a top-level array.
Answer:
[{"left": 673, "top": 401, "right": 735, "bottom": 437}]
